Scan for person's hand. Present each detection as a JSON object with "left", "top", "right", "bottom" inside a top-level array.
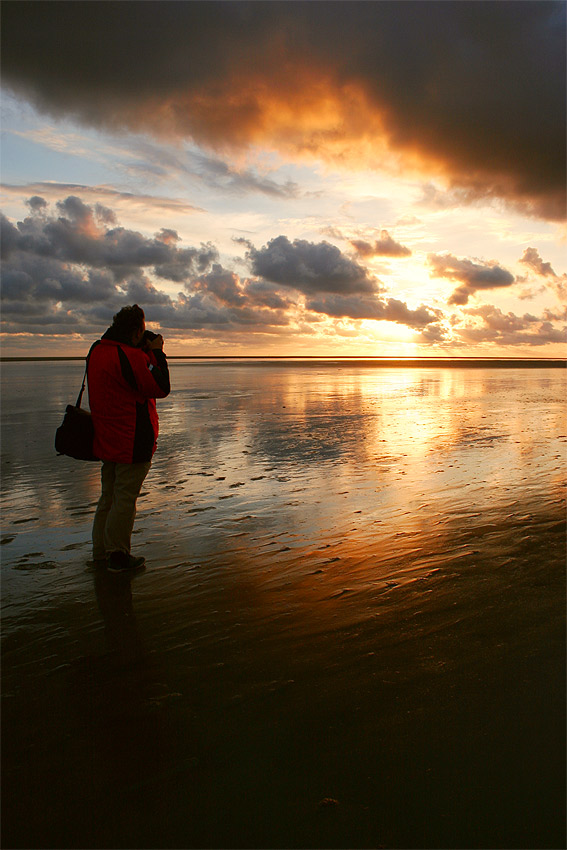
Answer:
[{"left": 149, "top": 334, "right": 164, "bottom": 351}]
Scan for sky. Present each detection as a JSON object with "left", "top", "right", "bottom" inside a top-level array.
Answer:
[{"left": 1, "top": 0, "right": 566, "bottom": 358}]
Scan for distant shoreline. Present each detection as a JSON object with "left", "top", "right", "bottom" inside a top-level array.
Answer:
[{"left": 1, "top": 356, "right": 565, "bottom": 368}]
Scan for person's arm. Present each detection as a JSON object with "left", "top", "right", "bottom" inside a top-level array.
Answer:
[
  {"left": 146, "top": 348, "right": 170, "bottom": 396},
  {"left": 118, "top": 340, "right": 171, "bottom": 399}
]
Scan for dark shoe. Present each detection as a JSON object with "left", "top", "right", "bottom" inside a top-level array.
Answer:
[{"left": 107, "top": 552, "right": 146, "bottom": 573}]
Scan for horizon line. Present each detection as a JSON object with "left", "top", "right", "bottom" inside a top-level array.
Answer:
[{"left": 2, "top": 355, "right": 566, "bottom": 367}]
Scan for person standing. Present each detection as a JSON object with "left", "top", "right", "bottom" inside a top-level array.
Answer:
[{"left": 88, "top": 304, "right": 170, "bottom": 572}]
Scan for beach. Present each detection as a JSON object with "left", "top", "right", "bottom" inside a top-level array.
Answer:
[{"left": 1, "top": 359, "right": 565, "bottom": 849}]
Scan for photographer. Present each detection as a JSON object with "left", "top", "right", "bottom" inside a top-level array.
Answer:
[{"left": 88, "top": 305, "right": 170, "bottom": 573}]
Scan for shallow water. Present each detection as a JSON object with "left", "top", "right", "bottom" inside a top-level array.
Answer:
[{"left": 2, "top": 360, "right": 566, "bottom": 849}]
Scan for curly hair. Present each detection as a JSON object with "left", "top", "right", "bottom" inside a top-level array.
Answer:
[{"left": 111, "top": 304, "right": 145, "bottom": 341}]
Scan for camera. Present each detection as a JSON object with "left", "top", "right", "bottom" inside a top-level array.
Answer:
[{"left": 141, "top": 329, "right": 158, "bottom": 344}]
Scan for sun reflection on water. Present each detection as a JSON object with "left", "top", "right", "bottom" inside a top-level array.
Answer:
[{"left": 1, "top": 361, "right": 565, "bottom": 598}]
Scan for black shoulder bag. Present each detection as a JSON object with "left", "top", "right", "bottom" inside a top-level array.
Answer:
[{"left": 55, "top": 342, "right": 100, "bottom": 461}]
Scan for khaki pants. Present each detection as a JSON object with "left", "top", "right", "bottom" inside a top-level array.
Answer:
[{"left": 92, "top": 460, "right": 151, "bottom": 559}]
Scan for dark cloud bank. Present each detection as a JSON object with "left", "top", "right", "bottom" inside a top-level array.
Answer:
[
  {"left": 0, "top": 197, "right": 439, "bottom": 339},
  {"left": 2, "top": 197, "right": 564, "bottom": 349},
  {"left": 2, "top": 1, "right": 565, "bottom": 221}
]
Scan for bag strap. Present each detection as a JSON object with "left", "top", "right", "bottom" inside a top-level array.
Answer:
[{"left": 75, "top": 340, "right": 101, "bottom": 409}]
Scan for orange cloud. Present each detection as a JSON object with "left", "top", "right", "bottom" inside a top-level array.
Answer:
[{"left": 2, "top": 2, "right": 564, "bottom": 220}]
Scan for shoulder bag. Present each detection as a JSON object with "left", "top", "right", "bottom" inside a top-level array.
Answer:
[{"left": 55, "top": 342, "right": 100, "bottom": 461}]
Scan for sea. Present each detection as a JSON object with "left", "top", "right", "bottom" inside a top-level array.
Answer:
[{"left": 1, "top": 358, "right": 566, "bottom": 849}]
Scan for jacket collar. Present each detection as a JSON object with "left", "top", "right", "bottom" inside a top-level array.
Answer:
[{"left": 102, "top": 326, "right": 134, "bottom": 345}]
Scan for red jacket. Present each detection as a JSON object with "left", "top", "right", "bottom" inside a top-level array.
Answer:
[{"left": 87, "top": 335, "right": 170, "bottom": 464}]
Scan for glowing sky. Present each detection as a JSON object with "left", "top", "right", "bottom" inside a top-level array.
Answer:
[{"left": 1, "top": 1, "right": 565, "bottom": 357}]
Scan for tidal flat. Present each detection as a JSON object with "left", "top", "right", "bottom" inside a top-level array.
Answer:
[{"left": 1, "top": 360, "right": 565, "bottom": 849}]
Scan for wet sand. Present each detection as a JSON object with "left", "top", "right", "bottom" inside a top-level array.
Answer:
[{"left": 1, "top": 361, "right": 565, "bottom": 849}]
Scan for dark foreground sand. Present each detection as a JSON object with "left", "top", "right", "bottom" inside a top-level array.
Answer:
[{"left": 2, "top": 361, "right": 565, "bottom": 848}]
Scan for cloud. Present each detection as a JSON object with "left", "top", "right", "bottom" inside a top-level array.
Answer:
[
  {"left": 519, "top": 247, "right": 557, "bottom": 277},
  {"left": 146, "top": 280, "right": 292, "bottom": 333},
  {"left": 242, "top": 279, "right": 294, "bottom": 310},
  {"left": 456, "top": 305, "right": 567, "bottom": 347},
  {"left": 517, "top": 283, "right": 547, "bottom": 301},
  {"left": 0, "top": 197, "right": 219, "bottom": 334},
  {"left": 428, "top": 252, "right": 516, "bottom": 305},
  {"left": 2, "top": 196, "right": 218, "bottom": 283},
  {"left": 1, "top": 2, "right": 564, "bottom": 220},
  {"left": 415, "top": 181, "right": 512, "bottom": 213},
  {"left": 542, "top": 307, "right": 567, "bottom": 322},
  {"left": 188, "top": 150, "right": 301, "bottom": 199},
  {"left": 417, "top": 322, "right": 452, "bottom": 344},
  {"left": 350, "top": 230, "right": 411, "bottom": 258},
  {"left": 1, "top": 182, "right": 205, "bottom": 216},
  {"left": 119, "top": 138, "right": 301, "bottom": 198},
  {"left": 123, "top": 273, "right": 174, "bottom": 307},
  {"left": 2, "top": 194, "right": 563, "bottom": 350},
  {"left": 27, "top": 195, "right": 48, "bottom": 214},
  {"left": 0, "top": 199, "right": 297, "bottom": 338},
  {"left": 193, "top": 264, "right": 247, "bottom": 307},
  {"left": 550, "top": 278, "right": 567, "bottom": 304},
  {"left": 246, "top": 235, "right": 377, "bottom": 295},
  {"left": 517, "top": 247, "right": 567, "bottom": 304},
  {"left": 305, "top": 293, "right": 440, "bottom": 328}
]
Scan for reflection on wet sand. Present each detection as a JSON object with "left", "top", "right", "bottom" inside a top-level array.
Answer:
[
  {"left": 80, "top": 569, "right": 183, "bottom": 844},
  {"left": 1, "top": 362, "right": 565, "bottom": 848},
  {"left": 94, "top": 565, "right": 146, "bottom": 664}
]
